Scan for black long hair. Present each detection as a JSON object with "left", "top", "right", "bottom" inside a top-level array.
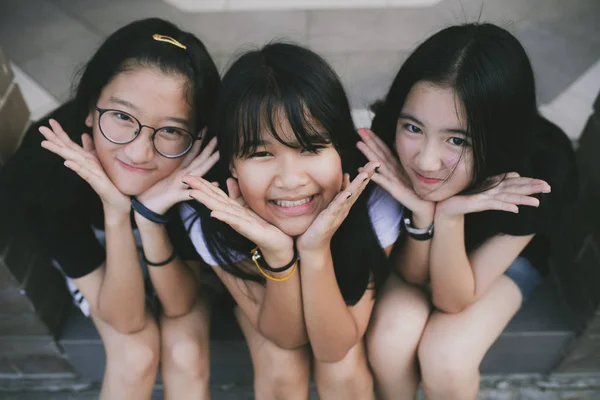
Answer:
[
  {"left": 372, "top": 22, "right": 578, "bottom": 261},
  {"left": 192, "top": 42, "right": 389, "bottom": 305},
  {"left": 0, "top": 18, "right": 220, "bottom": 218},
  {"left": 372, "top": 23, "right": 539, "bottom": 192}
]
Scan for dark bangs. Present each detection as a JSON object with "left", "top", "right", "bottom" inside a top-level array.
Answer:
[
  {"left": 230, "top": 84, "right": 334, "bottom": 159},
  {"left": 197, "top": 42, "right": 390, "bottom": 305},
  {"left": 216, "top": 42, "right": 357, "bottom": 169}
]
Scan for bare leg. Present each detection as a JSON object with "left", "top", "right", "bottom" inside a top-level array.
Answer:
[
  {"left": 418, "top": 275, "right": 522, "bottom": 400},
  {"left": 236, "top": 307, "right": 311, "bottom": 400},
  {"left": 160, "top": 293, "right": 212, "bottom": 400},
  {"left": 73, "top": 268, "right": 160, "bottom": 400},
  {"left": 92, "top": 311, "right": 160, "bottom": 400},
  {"left": 366, "top": 274, "right": 431, "bottom": 400},
  {"left": 314, "top": 341, "right": 374, "bottom": 400}
]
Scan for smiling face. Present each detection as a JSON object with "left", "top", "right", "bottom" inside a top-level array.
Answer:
[
  {"left": 395, "top": 81, "right": 474, "bottom": 202},
  {"left": 86, "top": 66, "right": 193, "bottom": 196},
  {"left": 230, "top": 111, "right": 344, "bottom": 237}
]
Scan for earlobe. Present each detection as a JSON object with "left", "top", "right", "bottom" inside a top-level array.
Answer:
[{"left": 85, "top": 113, "right": 93, "bottom": 128}]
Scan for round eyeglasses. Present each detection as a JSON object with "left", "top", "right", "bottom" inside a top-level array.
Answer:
[{"left": 95, "top": 106, "right": 196, "bottom": 158}]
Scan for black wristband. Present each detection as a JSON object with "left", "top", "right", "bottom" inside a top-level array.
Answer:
[
  {"left": 144, "top": 249, "right": 177, "bottom": 267},
  {"left": 251, "top": 247, "right": 298, "bottom": 273},
  {"left": 131, "top": 197, "right": 169, "bottom": 224},
  {"left": 402, "top": 215, "right": 434, "bottom": 241}
]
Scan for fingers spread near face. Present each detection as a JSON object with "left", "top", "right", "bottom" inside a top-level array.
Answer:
[
  {"left": 328, "top": 161, "right": 380, "bottom": 219},
  {"left": 184, "top": 176, "right": 228, "bottom": 204},
  {"left": 357, "top": 128, "right": 396, "bottom": 161},
  {"left": 468, "top": 174, "right": 551, "bottom": 214},
  {"left": 180, "top": 131, "right": 205, "bottom": 168}
]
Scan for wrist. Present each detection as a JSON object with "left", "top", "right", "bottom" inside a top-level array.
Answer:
[
  {"left": 297, "top": 247, "right": 331, "bottom": 271},
  {"left": 103, "top": 207, "right": 131, "bottom": 227},
  {"left": 411, "top": 207, "right": 435, "bottom": 229},
  {"left": 434, "top": 209, "right": 464, "bottom": 226},
  {"left": 135, "top": 193, "right": 170, "bottom": 216},
  {"left": 261, "top": 246, "right": 295, "bottom": 269},
  {"left": 134, "top": 212, "right": 167, "bottom": 230}
]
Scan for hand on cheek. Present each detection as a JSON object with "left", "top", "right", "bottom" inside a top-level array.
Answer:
[{"left": 296, "top": 161, "right": 380, "bottom": 254}]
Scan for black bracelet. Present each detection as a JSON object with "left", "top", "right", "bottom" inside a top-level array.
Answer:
[
  {"left": 402, "top": 214, "right": 434, "bottom": 241},
  {"left": 131, "top": 197, "right": 169, "bottom": 224},
  {"left": 251, "top": 247, "right": 298, "bottom": 273},
  {"left": 144, "top": 249, "right": 177, "bottom": 267}
]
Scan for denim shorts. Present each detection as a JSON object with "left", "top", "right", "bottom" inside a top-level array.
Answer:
[{"left": 504, "top": 257, "right": 542, "bottom": 304}]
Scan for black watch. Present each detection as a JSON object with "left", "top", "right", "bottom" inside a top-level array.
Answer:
[{"left": 402, "top": 215, "right": 434, "bottom": 241}]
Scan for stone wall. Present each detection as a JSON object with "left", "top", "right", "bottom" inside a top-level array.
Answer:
[
  {"left": 552, "top": 91, "right": 600, "bottom": 372},
  {"left": 0, "top": 47, "right": 74, "bottom": 379}
]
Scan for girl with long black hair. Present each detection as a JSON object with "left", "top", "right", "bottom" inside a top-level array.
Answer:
[
  {"left": 183, "top": 42, "right": 403, "bottom": 399},
  {"left": 0, "top": 18, "right": 220, "bottom": 399},
  {"left": 363, "top": 23, "right": 577, "bottom": 400}
]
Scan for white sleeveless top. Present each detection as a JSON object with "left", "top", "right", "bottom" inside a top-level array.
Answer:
[{"left": 180, "top": 186, "right": 403, "bottom": 267}]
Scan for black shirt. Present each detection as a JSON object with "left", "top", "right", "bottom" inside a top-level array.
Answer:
[
  {"left": 0, "top": 101, "right": 200, "bottom": 279},
  {"left": 464, "top": 118, "right": 578, "bottom": 276}
]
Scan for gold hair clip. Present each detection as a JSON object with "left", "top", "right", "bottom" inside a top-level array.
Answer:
[{"left": 152, "top": 34, "right": 187, "bottom": 50}]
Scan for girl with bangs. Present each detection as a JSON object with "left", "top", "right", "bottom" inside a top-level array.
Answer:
[{"left": 182, "top": 42, "right": 403, "bottom": 399}]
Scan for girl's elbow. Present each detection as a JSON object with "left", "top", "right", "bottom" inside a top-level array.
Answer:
[
  {"left": 257, "top": 319, "right": 308, "bottom": 350},
  {"left": 161, "top": 297, "right": 197, "bottom": 319},
  {"left": 97, "top": 303, "right": 147, "bottom": 334},
  {"left": 102, "top": 312, "right": 147, "bottom": 334},
  {"left": 312, "top": 344, "right": 352, "bottom": 363},
  {"left": 270, "top": 335, "right": 309, "bottom": 350},
  {"left": 403, "top": 272, "right": 429, "bottom": 287},
  {"left": 432, "top": 294, "right": 474, "bottom": 314},
  {"left": 398, "top": 267, "right": 428, "bottom": 287}
]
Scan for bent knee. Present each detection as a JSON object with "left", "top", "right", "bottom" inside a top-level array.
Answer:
[
  {"left": 367, "top": 289, "right": 430, "bottom": 359},
  {"left": 255, "top": 347, "right": 310, "bottom": 396},
  {"left": 315, "top": 346, "right": 373, "bottom": 393},
  {"left": 110, "top": 336, "right": 159, "bottom": 383},
  {"left": 418, "top": 334, "right": 478, "bottom": 391},
  {"left": 164, "top": 337, "right": 209, "bottom": 380}
]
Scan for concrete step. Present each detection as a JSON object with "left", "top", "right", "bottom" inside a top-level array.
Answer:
[{"left": 58, "top": 275, "right": 576, "bottom": 385}]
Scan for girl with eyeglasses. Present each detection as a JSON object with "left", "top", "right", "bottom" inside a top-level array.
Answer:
[{"left": 0, "top": 18, "right": 220, "bottom": 399}]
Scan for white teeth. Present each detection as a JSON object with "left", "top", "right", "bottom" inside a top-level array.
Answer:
[{"left": 273, "top": 196, "right": 312, "bottom": 207}]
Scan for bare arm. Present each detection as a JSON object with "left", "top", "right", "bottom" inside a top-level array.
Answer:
[
  {"left": 39, "top": 120, "right": 149, "bottom": 333},
  {"left": 356, "top": 128, "right": 435, "bottom": 285},
  {"left": 429, "top": 173, "right": 550, "bottom": 313},
  {"left": 393, "top": 211, "right": 434, "bottom": 284},
  {"left": 210, "top": 257, "right": 307, "bottom": 349},
  {"left": 132, "top": 136, "right": 219, "bottom": 317},
  {"left": 95, "top": 210, "right": 149, "bottom": 332},
  {"left": 300, "top": 245, "right": 392, "bottom": 362},
  {"left": 430, "top": 212, "right": 534, "bottom": 313},
  {"left": 186, "top": 175, "right": 307, "bottom": 349},
  {"left": 135, "top": 215, "right": 200, "bottom": 318}
]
